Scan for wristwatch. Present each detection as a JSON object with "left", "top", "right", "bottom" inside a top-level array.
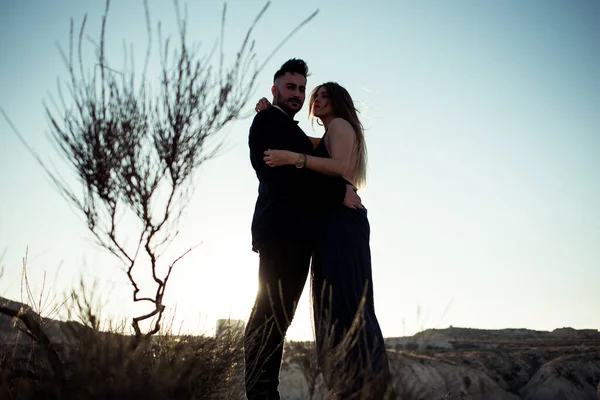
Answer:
[{"left": 295, "top": 153, "right": 306, "bottom": 168}]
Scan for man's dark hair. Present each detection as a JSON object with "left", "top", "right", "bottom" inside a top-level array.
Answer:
[{"left": 273, "top": 58, "right": 309, "bottom": 82}]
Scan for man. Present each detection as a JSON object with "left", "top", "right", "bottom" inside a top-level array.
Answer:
[{"left": 244, "top": 59, "right": 361, "bottom": 399}]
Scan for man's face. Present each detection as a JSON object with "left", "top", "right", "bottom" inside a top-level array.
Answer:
[{"left": 272, "top": 72, "right": 306, "bottom": 116}]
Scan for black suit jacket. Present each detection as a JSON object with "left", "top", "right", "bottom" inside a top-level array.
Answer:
[{"left": 249, "top": 107, "right": 347, "bottom": 252}]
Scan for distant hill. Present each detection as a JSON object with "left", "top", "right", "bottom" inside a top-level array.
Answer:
[
  {"left": 4, "top": 295, "right": 599, "bottom": 345},
  {"left": 388, "top": 326, "right": 600, "bottom": 343}
]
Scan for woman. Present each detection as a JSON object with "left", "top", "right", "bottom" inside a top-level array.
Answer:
[{"left": 258, "top": 82, "right": 393, "bottom": 399}]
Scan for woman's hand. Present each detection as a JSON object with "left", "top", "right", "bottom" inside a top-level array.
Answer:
[
  {"left": 264, "top": 149, "right": 298, "bottom": 167},
  {"left": 255, "top": 97, "right": 272, "bottom": 112}
]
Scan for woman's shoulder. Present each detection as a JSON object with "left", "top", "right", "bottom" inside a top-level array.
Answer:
[{"left": 329, "top": 117, "right": 356, "bottom": 136}]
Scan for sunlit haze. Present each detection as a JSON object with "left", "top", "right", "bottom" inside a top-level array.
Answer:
[{"left": 1, "top": 1, "right": 599, "bottom": 341}]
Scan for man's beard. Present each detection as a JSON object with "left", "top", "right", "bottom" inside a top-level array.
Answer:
[{"left": 274, "top": 92, "right": 301, "bottom": 117}]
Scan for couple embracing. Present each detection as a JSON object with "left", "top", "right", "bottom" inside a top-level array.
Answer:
[{"left": 244, "top": 59, "right": 394, "bottom": 399}]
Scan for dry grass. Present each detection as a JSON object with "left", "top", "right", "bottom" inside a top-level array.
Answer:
[
  {"left": 0, "top": 279, "right": 403, "bottom": 400},
  {"left": 0, "top": 261, "right": 248, "bottom": 400},
  {"left": 0, "top": 317, "right": 246, "bottom": 400}
]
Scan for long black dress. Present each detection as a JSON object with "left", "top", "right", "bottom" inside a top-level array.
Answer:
[{"left": 311, "top": 134, "right": 392, "bottom": 398}]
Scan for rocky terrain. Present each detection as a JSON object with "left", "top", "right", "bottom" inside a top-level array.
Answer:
[
  {"left": 0, "top": 296, "right": 90, "bottom": 345},
  {"left": 280, "top": 327, "right": 600, "bottom": 399},
  {"left": 2, "top": 296, "right": 599, "bottom": 399}
]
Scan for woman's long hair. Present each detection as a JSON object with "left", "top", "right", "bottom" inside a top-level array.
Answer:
[{"left": 309, "top": 82, "right": 367, "bottom": 188}]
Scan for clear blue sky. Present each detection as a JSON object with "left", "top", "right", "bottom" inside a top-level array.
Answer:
[{"left": 1, "top": 1, "right": 598, "bottom": 340}]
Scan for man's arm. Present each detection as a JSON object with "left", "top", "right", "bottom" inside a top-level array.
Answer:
[
  {"left": 262, "top": 119, "right": 355, "bottom": 177},
  {"left": 249, "top": 112, "right": 346, "bottom": 206}
]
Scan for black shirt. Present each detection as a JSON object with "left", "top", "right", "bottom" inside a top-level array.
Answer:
[{"left": 248, "top": 107, "right": 347, "bottom": 252}]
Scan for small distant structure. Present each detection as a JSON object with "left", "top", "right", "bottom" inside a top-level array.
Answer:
[{"left": 216, "top": 318, "right": 245, "bottom": 338}]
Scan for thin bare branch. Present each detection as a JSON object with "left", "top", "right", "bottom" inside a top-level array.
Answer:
[{"left": 6, "top": 1, "right": 318, "bottom": 340}]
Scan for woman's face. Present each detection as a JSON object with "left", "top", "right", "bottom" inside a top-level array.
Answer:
[{"left": 312, "top": 86, "right": 333, "bottom": 119}]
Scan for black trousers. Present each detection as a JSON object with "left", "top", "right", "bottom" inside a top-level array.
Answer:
[
  {"left": 244, "top": 238, "right": 312, "bottom": 400},
  {"left": 312, "top": 207, "right": 392, "bottom": 399}
]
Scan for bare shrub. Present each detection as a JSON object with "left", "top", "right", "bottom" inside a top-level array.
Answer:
[
  {"left": 0, "top": 0, "right": 317, "bottom": 341},
  {"left": 41, "top": 0, "right": 267, "bottom": 339}
]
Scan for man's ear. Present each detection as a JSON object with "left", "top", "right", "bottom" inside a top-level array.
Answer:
[{"left": 271, "top": 85, "right": 276, "bottom": 96}]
